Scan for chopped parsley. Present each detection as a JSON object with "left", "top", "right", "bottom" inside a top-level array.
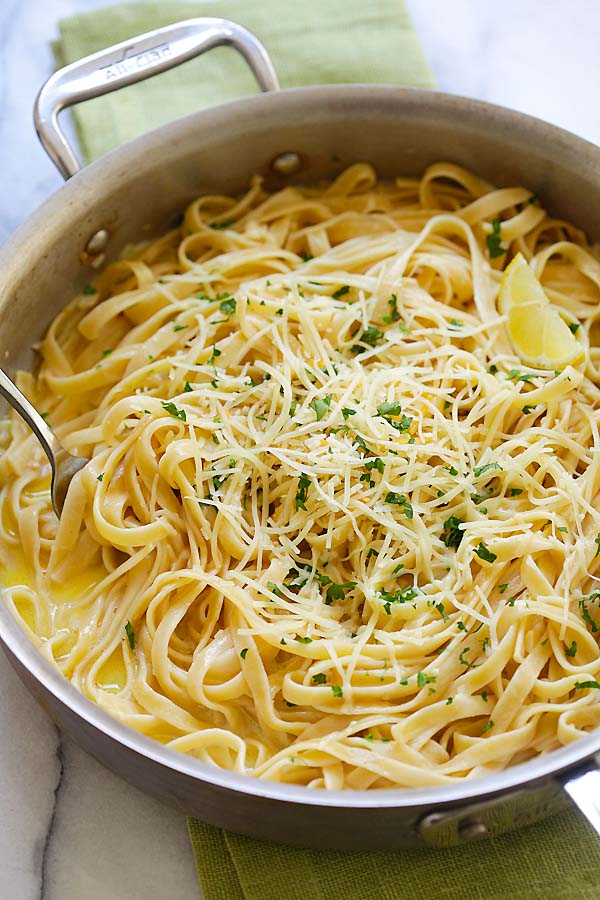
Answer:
[
  {"left": 299, "top": 250, "right": 314, "bottom": 262},
  {"left": 482, "top": 719, "right": 494, "bottom": 733},
  {"left": 508, "top": 488, "right": 523, "bottom": 496},
  {"left": 183, "top": 381, "right": 193, "bottom": 392},
  {"left": 342, "top": 407, "right": 356, "bottom": 420},
  {"left": 267, "top": 582, "right": 282, "bottom": 597},
  {"left": 295, "top": 636, "right": 313, "bottom": 644},
  {"left": 377, "top": 400, "right": 403, "bottom": 417},
  {"left": 124, "top": 620, "right": 135, "bottom": 650},
  {"left": 575, "top": 680, "right": 600, "bottom": 690},
  {"left": 331, "top": 684, "right": 343, "bottom": 698},
  {"left": 310, "top": 393, "right": 332, "bottom": 421},
  {"left": 442, "top": 515, "right": 465, "bottom": 549},
  {"left": 82, "top": 284, "right": 97, "bottom": 295},
  {"left": 102, "top": 349, "right": 113, "bottom": 357},
  {"left": 498, "top": 583, "right": 508, "bottom": 594},
  {"left": 209, "top": 218, "right": 235, "bottom": 229},
  {"left": 379, "top": 585, "right": 419, "bottom": 614},
  {"left": 312, "top": 673, "right": 327, "bottom": 684},
  {"left": 161, "top": 401, "right": 186, "bottom": 422},
  {"left": 568, "top": 322, "right": 581, "bottom": 334},
  {"left": 474, "top": 542, "right": 497, "bottom": 563},
  {"left": 215, "top": 297, "right": 237, "bottom": 321},
  {"left": 384, "top": 493, "right": 413, "bottom": 518},
  {"left": 473, "top": 462, "right": 502, "bottom": 477},
  {"left": 364, "top": 457, "right": 384, "bottom": 475},
  {"left": 459, "top": 647, "right": 479, "bottom": 669},
  {"left": 240, "top": 648, "right": 248, "bottom": 659},
  {"left": 351, "top": 324, "right": 384, "bottom": 353},
  {"left": 332, "top": 285, "right": 350, "bottom": 299},
  {"left": 417, "top": 671, "right": 436, "bottom": 687},
  {"left": 445, "top": 697, "right": 454, "bottom": 705},
  {"left": 207, "top": 346, "right": 221, "bottom": 366},
  {"left": 383, "top": 294, "right": 400, "bottom": 324},
  {"left": 324, "top": 581, "right": 357, "bottom": 606},
  {"left": 595, "top": 533, "right": 600, "bottom": 557},
  {"left": 507, "top": 369, "right": 536, "bottom": 383},
  {"left": 579, "top": 596, "right": 600, "bottom": 633},
  {"left": 295, "top": 474, "right": 312, "bottom": 510},
  {"left": 486, "top": 216, "right": 506, "bottom": 258},
  {"left": 173, "top": 323, "right": 187, "bottom": 332},
  {"left": 565, "top": 641, "right": 577, "bottom": 658}
]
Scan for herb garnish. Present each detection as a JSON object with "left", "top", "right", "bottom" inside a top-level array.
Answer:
[
  {"left": 442, "top": 515, "right": 465, "bottom": 549},
  {"left": 383, "top": 294, "right": 400, "bottom": 324},
  {"left": 384, "top": 493, "right": 414, "bottom": 518},
  {"left": 351, "top": 324, "right": 384, "bottom": 353},
  {"left": 124, "top": 620, "right": 135, "bottom": 650},
  {"left": 214, "top": 297, "right": 237, "bottom": 322},
  {"left": 162, "top": 401, "right": 186, "bottom": 421},
  {"left": 331, "top": 685, "right": 343, "bottom": 698},
  {"left": 310, "top": 394, "right": 332, "bottom": 421},
  {"left": 209, "top": 218, "right": 235, "bottom": 229},
  {"left": 475, "top": 542, "right": 497, "bottom": 563},
  {"left": 579, "top": 596, "right": 600, "bottom": 633},
  {"left": 332, "top": 285, "right": 350, "bottom": 299},
  {"left": 486, "top": 217, "right": 506, "bottom": 258},
  {"left": 295, "top": 473, "right": 312, "bottom": 511},
  {"left": 473, "top": 462, "right": 502, "bottom": 477},
  {"left": 459, "top": 647, "right": 479, "bottom": 669},
  {"left": 207, "top": 346, "right": 221, "bottom": 366},
  {"left": 565, "top": 641, "right": 577, "bottom": 658},
  {"left": 312, "top": 673, "right": 327, "bottom": 684}
]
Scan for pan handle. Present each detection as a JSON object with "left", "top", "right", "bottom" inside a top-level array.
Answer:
[
  {"left": 34, "top": 17, "right": 280, "bottom": 180},
  {"left": 562, "top": 761, "right": 600, "bottom": 835}
]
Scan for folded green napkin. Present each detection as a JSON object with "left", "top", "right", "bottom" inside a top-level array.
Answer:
[
  {"left": 52, "top": 3, "right": 600, "bottom": 899},
  {"left": 52, "top": 0, "right": 434, "bottom": 165}
]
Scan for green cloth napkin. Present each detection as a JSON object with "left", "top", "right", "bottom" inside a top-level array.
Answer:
[
  {"left": 187, "top": 808, "right": 600, "bottom": 900},
  {"left": 52, "top": 0, "right": 434, "bottom": 164},
  {"left": 52, "top": 3, "right": 600, "bottom": 899}
]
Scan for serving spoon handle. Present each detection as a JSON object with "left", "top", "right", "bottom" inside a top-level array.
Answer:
[{"left": 0, "top": 368, "right": 88, "bottom": 516}]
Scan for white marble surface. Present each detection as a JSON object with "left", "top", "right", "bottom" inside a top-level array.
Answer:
[{"left": 1, "top": 1, "right": 600, "bottom": 897}]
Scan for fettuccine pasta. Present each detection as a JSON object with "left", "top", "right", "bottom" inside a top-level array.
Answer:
[{"left": 2, "top": 162, "right": 600, "bottom": 789}]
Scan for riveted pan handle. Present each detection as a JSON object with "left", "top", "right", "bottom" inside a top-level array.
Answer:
[{"left": 34, "top": 17, "right": 280, "bottom": 180}]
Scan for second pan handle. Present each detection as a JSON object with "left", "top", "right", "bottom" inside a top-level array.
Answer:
[{"left": 34, "top": 17, "right": 280, "bottom": 180}]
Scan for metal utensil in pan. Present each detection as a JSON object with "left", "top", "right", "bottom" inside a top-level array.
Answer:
[
  {"left": 0, "top": 368, "right": 88, "bottom": 515},
  {"left": 1, "top": 16, "right": 600, "bottom": 850}
]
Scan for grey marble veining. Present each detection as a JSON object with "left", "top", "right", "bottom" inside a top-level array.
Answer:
[{"left": 2, "top": 1, "right": 600, "bottom": 898}]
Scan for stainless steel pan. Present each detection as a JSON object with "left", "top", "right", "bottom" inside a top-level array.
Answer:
[{"left": 1, "top": 16, "right": 600, "bottom": 850}]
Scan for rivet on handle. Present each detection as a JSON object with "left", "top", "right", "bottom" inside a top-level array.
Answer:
[{"left": 271, "top": 152, "right": 302, "bottom": 176}]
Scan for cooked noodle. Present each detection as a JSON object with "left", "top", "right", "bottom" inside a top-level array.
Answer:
[{"left": 2, "top": 162, "right": 600, "bottom": 788}]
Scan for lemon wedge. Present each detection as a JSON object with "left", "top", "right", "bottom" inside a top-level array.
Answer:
[{"left": 498, "top": 253, "right": 584, "bottom": 369}]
